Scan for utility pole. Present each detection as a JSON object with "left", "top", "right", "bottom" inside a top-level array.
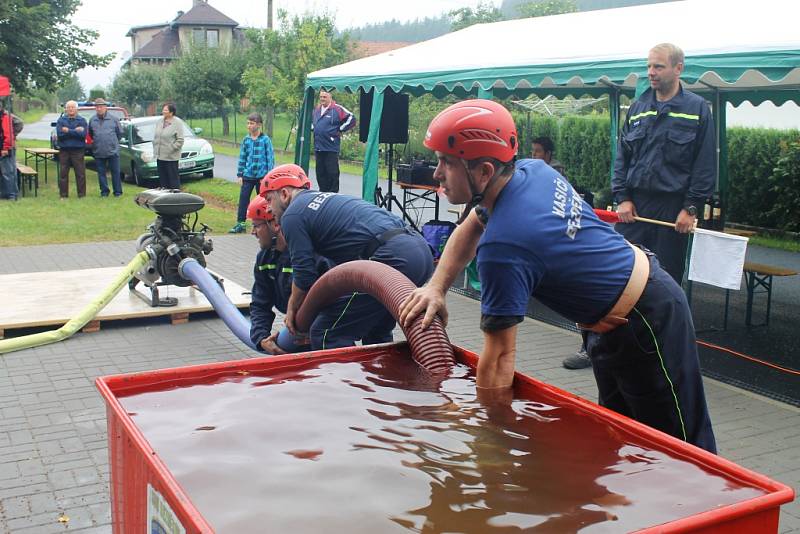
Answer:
[{"left": 265, "top": 0, "right": 274, "bottom": 138}]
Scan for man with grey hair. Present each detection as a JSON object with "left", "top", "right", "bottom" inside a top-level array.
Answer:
[
  {"left": 612, "top": 43, "right": 716, "bottom": 284},
  {"left": 88, "top": 97, "right": 123, "bottom": 197},
  {"left": 230, "top": 112, "right": 274, "bottom": 233},
  {"left": 56, "top": 100, "right": 88, "bottom": 199}
]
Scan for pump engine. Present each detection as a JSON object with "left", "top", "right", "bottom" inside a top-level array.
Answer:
[{"left": 130, "top": 188, "right": 218, "bottom": 306}]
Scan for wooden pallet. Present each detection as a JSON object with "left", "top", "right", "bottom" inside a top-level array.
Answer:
[{"left": 0, "top": 267, "right": 251, "bottom": 338}]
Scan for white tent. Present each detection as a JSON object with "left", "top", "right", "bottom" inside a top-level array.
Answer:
[{"left": 297, "top": 0, "right": 800, "bottom": 201}]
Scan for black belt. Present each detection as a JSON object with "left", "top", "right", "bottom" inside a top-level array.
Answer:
[{"left": 362, "top": 227, "right": 414, "bottom": 259}]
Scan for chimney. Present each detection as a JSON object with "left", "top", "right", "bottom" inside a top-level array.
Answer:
[{"left": 193, "top": 0, "right": 206, "bottom": 6}]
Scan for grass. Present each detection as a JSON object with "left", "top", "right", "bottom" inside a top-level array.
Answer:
[
  {"left": 187, "top": 112, "right": 295, "bottom": 151},
  {"left": 16, "top": 108, "right": 49, "bottom": 124},
  {"left": 749, "top": 235, "right": 800, "bottom": 253},
  {"left": 1, "top": 140, "right": 239, "bottom": 247}
]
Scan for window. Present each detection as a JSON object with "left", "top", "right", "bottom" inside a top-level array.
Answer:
[
  {"left": 206, "top": 29, "right": 219, "bottom": 48},
  {"left": 191, "top": 28, "right": 219, "bottom": 47}
]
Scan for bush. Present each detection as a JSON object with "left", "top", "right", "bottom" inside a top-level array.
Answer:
[
  {"left": 767, "top": 139, "right": 800, "bottom": 231},
  {"left": 726, "top": 128, "right": 799, "bottom": 227}
]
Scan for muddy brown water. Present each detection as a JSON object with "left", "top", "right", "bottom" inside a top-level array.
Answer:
[{"left": 120, "top": 353, "right": 765, "bottom": 533}]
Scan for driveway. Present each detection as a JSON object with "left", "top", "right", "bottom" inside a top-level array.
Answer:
[{"left": 17, "top": 112, "right": 59, "bottom": 141}]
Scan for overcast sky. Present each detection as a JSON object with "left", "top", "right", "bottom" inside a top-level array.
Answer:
[{"left": 73, "top": 0, "right": 493, "bottom": 90}]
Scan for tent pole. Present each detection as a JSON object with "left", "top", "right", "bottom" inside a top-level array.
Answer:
[
  {"left": 717, "top": 93, "right": 728, "bottom": 227},
  {"left": 608, "top": 89, "right": 621, "bottom": 187},
  {"left": 362, "top": 88, "right": 384, "bottom": 202},
  {"left": 295, "top": 87, "right": 315, "bottom": 173}
]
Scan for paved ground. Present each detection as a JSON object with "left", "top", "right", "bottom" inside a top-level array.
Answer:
[{"left": 0, "top": 235, "right": 797, "bottom": 533}]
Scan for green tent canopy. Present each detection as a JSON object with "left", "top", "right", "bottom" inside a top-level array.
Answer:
[{"left": 301, "top": 0, "right": 800, "bottom": 205}]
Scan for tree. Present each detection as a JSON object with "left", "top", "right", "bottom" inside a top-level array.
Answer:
[
  {"left": 89, "top": 86, "right": 106, "bottom": 100},
  {"left": 56, "top": 75, "right": 85, "bottom": 103},
  {"left": 110, "top": 66, "right": 165, "bottom": 112},
  {"left": 516, "top": 0, "right": 578, "bottom": 18},
  {"left": 449, "top": 2, "right": 504, "bottom": 31},
  {"left": 0, "top": 0, "right": 112, "bottom": 93},
  {"left": 166, "top": 44, "right": 247, "bottom": 135},
  {"left": 242, "top": 10, "right": 351, "bottom": 114}
]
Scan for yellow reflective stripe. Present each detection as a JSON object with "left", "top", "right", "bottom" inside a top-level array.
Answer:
[
  {"left": 281, "top": 267, "right": 293, "bottom": 273},
  {"left": 629, "top": 110, "right": 657, "bottom": 122},
  {"left": 258, "top": 263, "right": 276, "bottom": 271},
  {"left": 668, "top": 112, "right": 699, "bottom": 121}
]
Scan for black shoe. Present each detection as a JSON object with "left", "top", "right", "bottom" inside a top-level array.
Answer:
[{"left": 563, "top": 349, "right": 591, "bottom": 370}]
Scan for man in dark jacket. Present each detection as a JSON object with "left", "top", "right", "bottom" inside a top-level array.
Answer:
[
  {"left": 247, "top": 195, "right": 333, "bottom": 353},
  {"left": 612, "top": 43, "right": 716, "bottom": 284},
  {"left": 56, "top": 100, "right": 88, "bottom": 199},
  {"left": 311, "top": 90, "right": 355, "bottom": 193},
  {"left": 88, "top": 98, "right": 123, "bottom": 197}
]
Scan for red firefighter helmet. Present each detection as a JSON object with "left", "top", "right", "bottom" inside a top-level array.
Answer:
[
  {"left": 246, "top": 195, "right": 274, "bottom": 221},
  {"left": 424, "top": 99, "right": 518, "bottom": 162},
  {"left": 260, "top": 164, "right": 312, "bottom": 195}
]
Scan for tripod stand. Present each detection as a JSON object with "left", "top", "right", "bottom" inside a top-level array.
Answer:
[{"left": 374, "top": 143, "right": 406, "bottom": 217}]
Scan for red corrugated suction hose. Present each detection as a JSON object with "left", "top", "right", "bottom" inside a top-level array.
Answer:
[{"left": 294, "top": 260, "right": 455, "bottom": 374}]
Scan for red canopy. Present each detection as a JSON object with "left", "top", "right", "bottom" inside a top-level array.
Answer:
[{"left": 0, "top": 76, "right": 10, "bottom": 97}]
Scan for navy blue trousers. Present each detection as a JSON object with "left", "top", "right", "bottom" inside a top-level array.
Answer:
[
  {"left": 616, "top": 192, "right": 689, "bottom": 285},
  {"left": 96, "top": 154, "right": 122, "bottom": 197},
  {"left": 309, "top": 232, "right": 434, "bottom": 350},
  {"left": 315, "top": 151, "right": 340, "bottom": 193},
  {"left": 236, "top": 178, "right": 260, "bottom": 223},
  {"left": 586, "top": 254, "right": 717, "bottom": 454}
]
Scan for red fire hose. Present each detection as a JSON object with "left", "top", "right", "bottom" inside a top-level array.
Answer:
[{"left": 293, "top": 260, "right": 455, "bottom": 374}]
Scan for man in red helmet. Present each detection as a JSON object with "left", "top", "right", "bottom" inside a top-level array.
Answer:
[
  {"left": 246, "top": 195, "right": 332, "bottom": 353},
  {"left": 261, "top": 163, "right": 434, "bottom": 350},
  {"left": 398, "top": 99, "right": 716, "bottom": 453}
]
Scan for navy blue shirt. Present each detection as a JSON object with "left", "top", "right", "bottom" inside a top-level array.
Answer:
[
  {"left": 612, "top": 86, "right": 716, "bottom": 212},
  {"left": 56, "top": 115, "right": 88, "bottom": 149},
  {"left": 478, "top": 159, "right": 633, "bottom": 325},
  {"left": 280, "top": 190, "right": 405, "bottom": 290},
  {"left": 249, "top": 247, "right": 333, "bottom": 351}
]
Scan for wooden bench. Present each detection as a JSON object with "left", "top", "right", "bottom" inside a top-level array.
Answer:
[
  {"left": 724, "top": 227, "right": 757, "bottom": 238},
  {"left": 16, "top": 163, "right": 38, "bottom": 197},
  {"left": 742, "top": 262, "right": 798, "bottom": 327}
]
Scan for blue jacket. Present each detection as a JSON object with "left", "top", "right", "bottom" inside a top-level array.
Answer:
[
  {"left": 88, "top": 114, "right": 122, "bottom": 158},
  {"left": 312, "top": 101, "right": 355, "bottom": 153},
  {"left": 249, "top": 247, "right": 333, "bottom": 351},
  {"left": 612, "top": 86, "right": 716, "bottom": 212},
  {"left": 237, "top": 133, "right": 274, "bottom": 179},
  {"left": 280, "top": 190, "right": 409, "bottom": 291},
  {"left": 56, "top": 115, "right": 88, "bottom": 150}
]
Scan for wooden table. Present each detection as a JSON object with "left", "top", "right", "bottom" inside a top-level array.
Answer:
[
  {"left": 24, "top": 147, "right": 60, "bottom": 185},
  {"left": 397, "top": 182, "right": 440, "bottom": 231}
]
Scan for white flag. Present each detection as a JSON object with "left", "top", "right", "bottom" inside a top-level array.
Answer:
[{"left": 688, "top": 228, "right": 749, "bottom": 290}]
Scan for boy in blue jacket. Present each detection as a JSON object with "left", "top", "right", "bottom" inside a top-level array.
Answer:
[{"left": 230, "top": 112, "right": 274, "bottom": 234}]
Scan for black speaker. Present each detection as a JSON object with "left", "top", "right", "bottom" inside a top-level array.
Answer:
[{"left": 359, "top": 89, "right": 409, "bottom": 144}]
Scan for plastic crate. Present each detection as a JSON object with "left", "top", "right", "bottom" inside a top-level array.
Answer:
[{"left": 96, "top": 343, "right": 794, "bottom": 533}]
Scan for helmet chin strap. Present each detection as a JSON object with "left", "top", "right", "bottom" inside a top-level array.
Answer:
[{"left": 461, "top": 159, "right": 485, "bottom": 206}]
